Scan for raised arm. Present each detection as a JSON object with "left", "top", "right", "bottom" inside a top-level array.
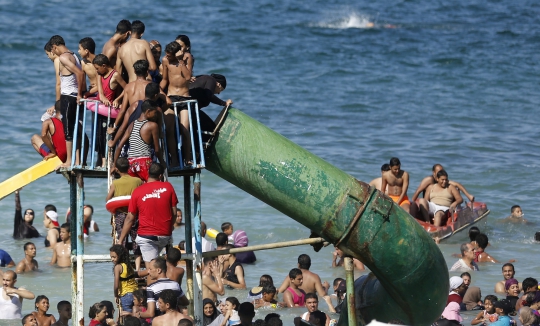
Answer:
[
  {"left": 13, "top": 190, "right": 22, "bottom": 238},
  {"left": 159, "top": 58, "right": 169, "bottom": 92},
  {"left": 145, "top": 43, "right": 157, "bottom": 72}
]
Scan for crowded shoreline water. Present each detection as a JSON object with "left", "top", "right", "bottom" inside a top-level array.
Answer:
[{"left": 1, "top": 0, "right": 540, "bottom": 325}]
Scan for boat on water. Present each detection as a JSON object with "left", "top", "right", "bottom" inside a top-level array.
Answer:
[{"left": 417, "top": 201, "right": 490, "bottom": 241}]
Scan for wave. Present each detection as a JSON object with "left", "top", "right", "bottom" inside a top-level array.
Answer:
[{"left": 313, "top": 12, "right": 377, "bottom": 29}]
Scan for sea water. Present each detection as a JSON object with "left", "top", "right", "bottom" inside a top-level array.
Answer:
[{"left": 0, "top": 0, "right": 539, "bottom": 324}]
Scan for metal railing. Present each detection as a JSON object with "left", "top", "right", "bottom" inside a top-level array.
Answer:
[{"left": 69, "top": 99, "right": 206, "bottom": 172}]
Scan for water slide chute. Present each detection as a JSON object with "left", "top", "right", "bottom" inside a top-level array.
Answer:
[{"left": 204, "top": 108, "right": 449, "bottom": 325}]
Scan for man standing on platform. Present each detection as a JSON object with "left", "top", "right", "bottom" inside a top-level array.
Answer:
[{"left": 117, "top": 163, "right": 178, "bottom": 264}]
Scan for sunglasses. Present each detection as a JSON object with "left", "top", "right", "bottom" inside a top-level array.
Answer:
[{"left": 25, "top": 211, "right": 34, "bottom": 215}]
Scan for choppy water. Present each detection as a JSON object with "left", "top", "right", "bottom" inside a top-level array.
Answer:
[{"left": 1, "top": 0, "right": 539, "bottom": 325}]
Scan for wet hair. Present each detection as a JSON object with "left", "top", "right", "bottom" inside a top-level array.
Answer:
[
  {"left": 511, "top": 205, "right": 521, "bottom": 213},
  {"left": 165, "top": 41, "right": 181, "bottom": 54},
  {"left": 523, "top": 277, "right": 539, "bottom": 292},
  {"left": 116, "top": 157, "right": 130, "bottom": 173},
  {"left": 259, "top": 274, "right": 274, "bottom": 287},
  {"left": 100, "top": 300, "right": 115, "bottom": 319},
  {"left": 178, "top": 319, "right": 193, "bottom": 326},
  {"left": 24, "top": 242, "right": 35, "bottom": 251},
  {"left": 34, "top": 295, "right": 49, "bottom": 310},
  {"left": 159, "top": 289, "right": 178, "bottom": 309},
  {"left": 178, "top": 240, "right": 186, "bottom": 251},
  {"left": 141, "top": 99, "right": 157, "bottom": 114},
  {"left": 221, "top": 222, "right": 232, "bottom": 232},
  {"left": 226, "top": 297, "right": 240, "bottom": 311},
  {"left": 49, "top": 35, "right": 65, "bottom": 46},
  {"left": 502, "top": 263, "right": 515, "bottom": 272},
  {"left": 475, "top": 233, "right": 488, "bottom": 250},
  {"left": 262, "top": 284, "right": 276, "bottom": 295},
  {"left": 109, "top": 244, "right": 133, "bottom": 274},
  {"left": 60, "top": 223, "right": 70, "bottom": 232},
  {"left": 152, "top": 256, "right": 168, "bottom": 273},
  {"left": 216, "top": 232, "right": 228, "bottom": 246},
  {"left": 148, "top": 162, "right": 164, "bottom": 179},
  {"left": 432, "top": 164, "right": 443, "bottom": 171},
  {"left": 436, "top": 169, "right": 448, "bottom": 179},
  {"left": 134, "top": 59, "right": 149, "bottom": 77},
  {"left": 93, "top": 54, "right": 110, "bottom": 66},
  {"left": 131, "top": 20, "right": 145, "bottom": 35},
  {"left": 333, "top": 278, "right": 345, "bottom": 287},
  {"left": 305, "top": 292, "right": 318, "bottom": 301},
  {"left": 309, "top": 310, "right": 326, "bottom": 326},
  {"left": 145, "top": 82, "right": 160, "bottom": 99},
  {"left": 211, "top": 74, "right": 227, "bottom": 89},
  {"left": 167, "top": 248, "right": 182, "bottom": 264},
  {"left": 298, "top": 254, "right": 311, "bottom": 269},
  {"left": 133, "top": 289, "right": 147, "bottom": 306},
  {"left": 468, "top": 226, "right": 480, "bottom": 242},
  {"left": 381, "top": 164, "right": 390, "bottom": 172},
  {"left": 22, "top": 314, "right": 35, "bottom": 325},
  {"left": 289, "top": 268, "right": 302, "bottom": 280},
  {"left": 389, "top": 157, "right": 401, "bottom": 167},
  {"left": 175, "top": 35, "right": 191, "bottom": 51},
  {"left": 123, "top": 316, "right": 142, "bottom": 326},
  {"left": 44, "top": 41, "right": 53, "bottom": 52},
  {"left": 460, "top": 272, "right": 471, "bottom": 279},
  {"left": 57, "top": 300, "right": 71, "bottom": 310},
  {"left": 116, "top": 19, "right": 132, "bottom": 34},
  {"left": 45, "top": 204, "right": 57, "bottom": 212},
  {"left": 89, "top": 302, "right": 106, "bottom": 319},
  {"left": 484, "top": 295, "right": 498, "bottom": 304},
  {"left": 79, "top": 37, "right": 96, "bottom": 54}
]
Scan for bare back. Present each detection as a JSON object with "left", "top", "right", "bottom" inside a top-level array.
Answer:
[
  {"left": 166, "top": 265, "right": 185, "bottom": 288},
  {"left": 117, "top": 39, "right": 155, "bottom": 82},
  {"left": 126, "top": 79, "right": 151, "bottom": 108},
  {"left": 152, "top": 311, "right": 191, "bottom": 326},
  {"left": 102, "top": 39, "right": 119, "bottom": 67}
]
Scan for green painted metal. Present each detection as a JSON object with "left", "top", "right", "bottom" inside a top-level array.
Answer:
[{"left": 205, "top": 108, "right": 449, "bottom": 325}]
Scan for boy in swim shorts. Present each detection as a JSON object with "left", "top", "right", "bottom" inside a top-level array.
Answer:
[{"left": 381, "top": 157, "right": 411, "bottom": 214}]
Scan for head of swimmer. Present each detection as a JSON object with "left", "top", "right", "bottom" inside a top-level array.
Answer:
[
  {"left": 511, "top": 205, "right": 523, "bottom": 218},
  {"left": 2, "top": 270, "right": 17, "bottom": 289},
  {"left": 389, "top": 157, "right": 401, "bottom": 176},
  {"left": 141, "top": 100, "right": 158, "bottom": 122},
  {"left": 83, "top": 205, "right": 93, "bottom": 223},
  {"left": 24, "top": 208, "right": 35, "bottom": 224}
]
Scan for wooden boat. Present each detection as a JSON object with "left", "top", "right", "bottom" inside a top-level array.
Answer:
[{"left": 417, "top": 201, "right": 490, "bottom": 241}]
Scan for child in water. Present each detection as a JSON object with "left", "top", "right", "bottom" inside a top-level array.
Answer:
[
  {"left": 32, "top": 295, "right": 57, "bottom": 326},
  {"left": 471, "top": 295, "right": 498, "bottom": 325},
  {"left": 131, "top": 289, "right": 151, "bottom": 325},
  {"left": 505, "top": 205, "right": 527, "bottom": 223},
  {"left": 110, "top": 245, "right": 139, "bottom": 313}
]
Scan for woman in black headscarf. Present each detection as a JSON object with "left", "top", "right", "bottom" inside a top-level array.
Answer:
[
  {"left": 203, "top": 298, "right": 219, "bottom": 326},
  {"left": 13, "top": 189, "right": 40, "bottom": 239}
]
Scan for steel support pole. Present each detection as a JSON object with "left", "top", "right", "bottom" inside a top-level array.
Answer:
[
  {"left": 193, "top": 173, "right": 203, "bottom": 324},
  {"left": 70, "top": 173, "right": 85, "bottom": 324},
  {"left": 344, "top": 257, "right": 358, "bottom": 326}
]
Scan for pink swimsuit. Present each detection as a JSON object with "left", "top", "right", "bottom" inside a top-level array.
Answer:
[{"left": 287, "top": 287, "right": 305, "bottom": 306}]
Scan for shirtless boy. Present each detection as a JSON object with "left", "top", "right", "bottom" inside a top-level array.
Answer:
[
  {"left": 278, "top": 254, "right": 335, "bottom": 313},
  {"left": 368, "top": 163, "right": 390, "bottom": 192},
  {"left": 166, "top": 248, "right": 185, "bottom": 287},
  {"left": 380, "top": 157, "right": 411, "bottom": 214},
  {"left": 51, "top": 301, "right": 72, "bottom": 326},
  {"left": 102, "top": 20, "right": 131, "bottom": 67},
  {"left": 78, "top": 37, "right": 99, "bottom": 98},
  {"left": 495, "top": 263, "right": 521, "bottom": 294},
  {"left": 151, "top": 289, "right": 192, "bottom": 326},
  {"left": 116, "top": 20, "right": 156, "bottom": 83},
  {"left": 411, "top": 164, "right": 474, "bottom": 202},
  {"left": 283, "top": 268, "right": 306, "bottom": 308},
  {"left": 202, "top": 257, "right": 225, "bottom": 302},
  {"left": 15, "top": 242, "right": 38, "bottom": 273},
  {"left": 49, "top": 35, "right": 85, "bottom": 167},
  {"left": 504, "top": 205, "right": 527, "bottom": 223},
  {"left": 50, "top": 223, "right": 71, "bottom": 268},
  {"left": 160, "top": 41, "right": 193, "bottom": 163}
]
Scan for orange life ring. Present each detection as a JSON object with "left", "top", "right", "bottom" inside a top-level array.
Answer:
[{"left": 105, "top": 195, "right": 131, "bottom": 213}]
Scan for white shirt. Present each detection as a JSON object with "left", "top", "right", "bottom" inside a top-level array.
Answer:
[
  {"left": 450, "top": 259, "right": 479, "bottom": 271},
  {"left": 192, "top": 237, "right": 216, "bottom": 253}
]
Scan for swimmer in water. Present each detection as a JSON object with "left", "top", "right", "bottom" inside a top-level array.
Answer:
[
  {"left": 50, "top": 223, "right": 71, "bottom": 268},
  {"left": 503, "top": 205, "right": 527, "bottom": 223}
]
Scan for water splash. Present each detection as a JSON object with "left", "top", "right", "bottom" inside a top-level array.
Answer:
[{"left": 314, "top": 12, "right": 376, "bottom": 29}]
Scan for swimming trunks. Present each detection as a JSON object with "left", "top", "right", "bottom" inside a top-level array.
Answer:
[
  {"left": 39, "top": 143, "right": 51, "bottom": 157},
  {"left": 428, "top": 201, "right": 450, "bottom": 214},
  {"left": 389, "top": 194, "right": 411, "bottom": 206},
  {"left": 128, "top": 157, "right": 152, "bottom": 182}
]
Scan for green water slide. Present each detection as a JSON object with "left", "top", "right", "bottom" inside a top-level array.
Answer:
[{"left": 204, "top": 108, "right": 449, "bottom": 325}]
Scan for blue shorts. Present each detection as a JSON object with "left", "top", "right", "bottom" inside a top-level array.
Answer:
[{"left": 120, "top": 292, "right": 134, "bottom": 312}]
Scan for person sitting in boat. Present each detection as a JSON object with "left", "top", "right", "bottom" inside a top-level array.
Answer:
[
  {"left": 381, "top": 157, "right": 412, "bottom": 214},
  {"left": 411, "top": 163, "right": 475, "bottom": 202},
  {"left": 368, "top": 163, "right": 390, "bottom": 192},
  {"left": 418, "top": 169, "right": 463, "bottom": 226}
]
